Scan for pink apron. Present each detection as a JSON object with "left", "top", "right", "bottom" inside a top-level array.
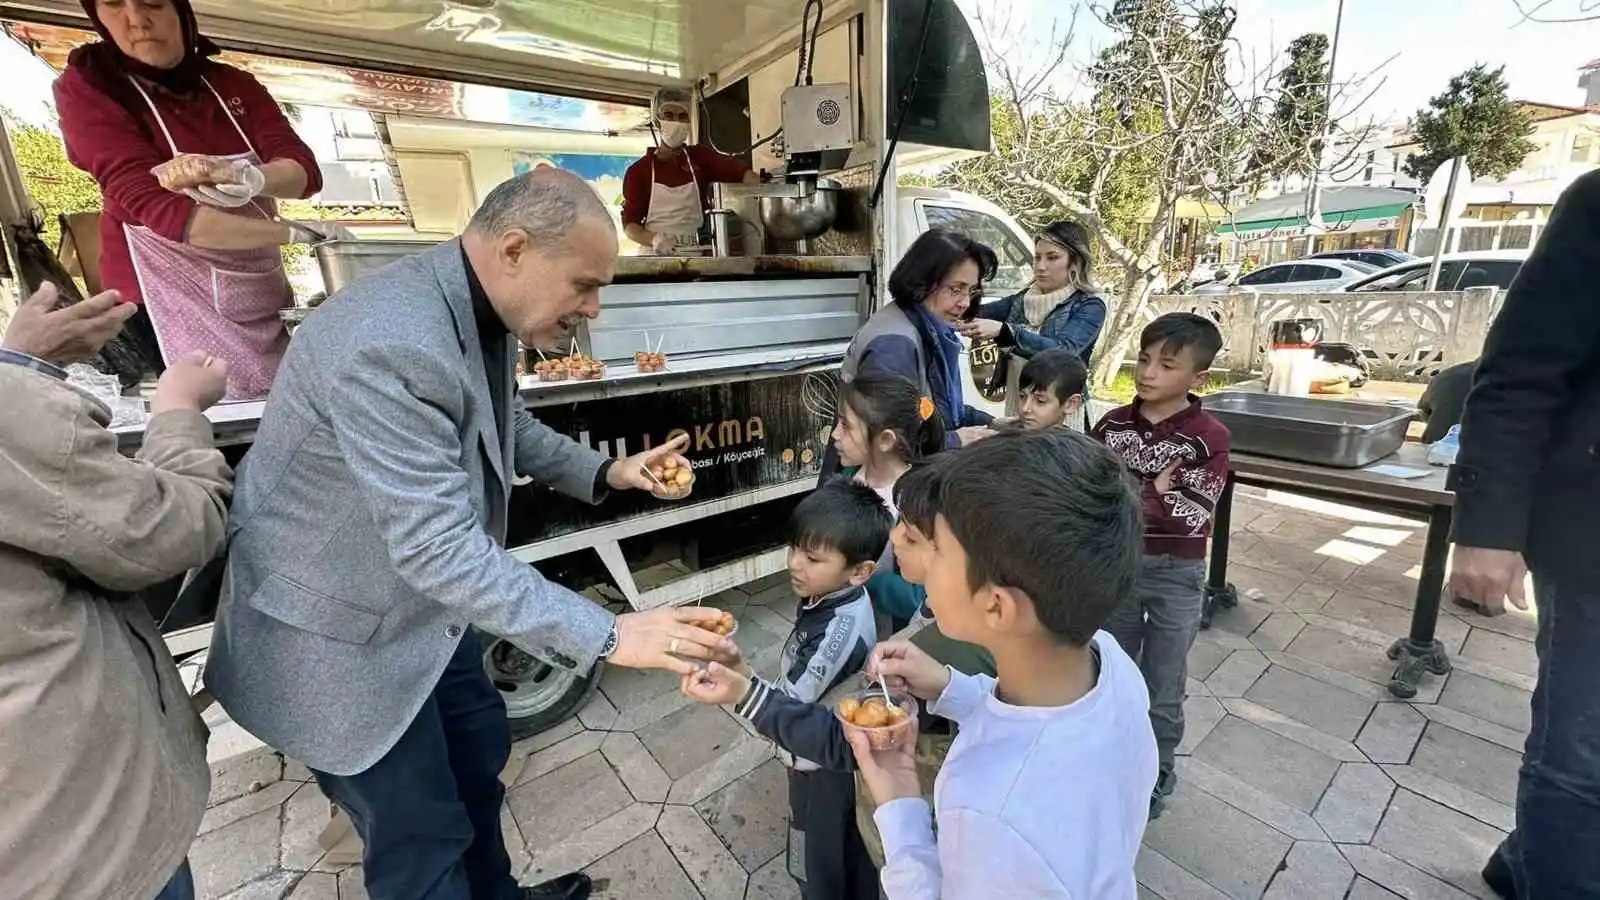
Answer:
[{"left": 124, "top": 76, "right": 292, "bottom": 401}]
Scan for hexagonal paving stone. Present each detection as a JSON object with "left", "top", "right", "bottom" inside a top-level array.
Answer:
[
  {"left": 1142, "top": 784, "right": 1295, "bottom": 899},
  {"left": 1244, "top": 665, "right": 1375, "bottom": 741},
  {"left": 1458, "top": 629, "right": 1536, "bottom": 678},
  {"left": 638, "top": 702, "right": 749, "bottom": 781},
  {"left": 1193, "top": 716, "right": 1341, "bottom": 813},
  {"left": 1284, "top": 626, "right": 1399, "bottom": 689},
  {"left": 507, "top": 752, "right": 635, "bottom": 854},
  {"left": 1438, "top": 671, "right": 1532, "bottom": 736},
  {"left": 1372, "top": 790, "right": 1507, "bottom": 896},
  {"left": 696, "top": 758, "right": 792, "bottom": 872},
  {"left": 583, "top": 832, "right": 702, "bottom": 900},
  {"left": 1408, "top": 722, "right": 1522, "bottom": 807},
  {"left": 188, "top": 806, "right": 282, "bottom": 898}
]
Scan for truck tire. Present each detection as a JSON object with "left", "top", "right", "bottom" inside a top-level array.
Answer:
[{"left": 480, "top": 633, "right": 603, "bottom": 740}]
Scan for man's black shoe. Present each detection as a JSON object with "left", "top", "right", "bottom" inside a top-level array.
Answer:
[
  {"left": 520, "top": 872, "right": 592, "bottom": 900},
  {"left": 1481, "top": 846, "right": 1517, "bottom": 900}
]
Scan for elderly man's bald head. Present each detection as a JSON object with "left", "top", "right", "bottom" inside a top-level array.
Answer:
[
  {"left": 468, "top": 167, "right": 614, "bottom": 249},
  {"left": 464, "top": 168, "right": 619, "bottom": 349}
]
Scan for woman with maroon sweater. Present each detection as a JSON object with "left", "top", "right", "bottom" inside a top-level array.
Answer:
[{"left": 55, "top": 0, "right": 331, "bottom": 401}]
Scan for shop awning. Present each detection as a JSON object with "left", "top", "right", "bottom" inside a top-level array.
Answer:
[{"left": 1216, "top": 186, "right": 1416, "bottom": 240}]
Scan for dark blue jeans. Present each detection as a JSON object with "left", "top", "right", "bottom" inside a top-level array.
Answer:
[
  {"left": 313, "top": 632, "right": 518, "bottom": 900},
  {"left": 1505, "top": 574, "right": 1600, "bottom": 896},
  {"left": 152, "top": 861, "right": 194, "bottom": 900}
]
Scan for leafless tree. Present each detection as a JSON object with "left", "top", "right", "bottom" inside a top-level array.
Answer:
[
  {"left": 1510, "top": 0, "right": 1600, "bottom": 22},
  {"left": 939, "top": 0, "right": 1383, "bottom": 386}
]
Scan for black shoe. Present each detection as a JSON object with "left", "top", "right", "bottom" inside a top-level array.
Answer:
[
  {"left": 1155, "top": 767, "right": 1178, "bottom": 797},
  {"left": 520, "top": 873, "right": 593, "bottom": 900},
  {"left": 1481, "top": 847, "right": 1517, "bottom": 900},
  {"left": 1149, "top": 788, "right": 1165, "bottom": 820}
]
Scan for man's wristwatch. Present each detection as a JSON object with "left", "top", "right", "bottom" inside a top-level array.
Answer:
[{"left": 599, "top": 622, "right": 620, "bottom": 660}]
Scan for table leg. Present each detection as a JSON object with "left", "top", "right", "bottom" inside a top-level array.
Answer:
[
  {"left": 1201, "top": 474, "right": 1239, "bottom": 630},
  {"left": 1385, "top": 503, "right": 1455, "bottom": 699}
]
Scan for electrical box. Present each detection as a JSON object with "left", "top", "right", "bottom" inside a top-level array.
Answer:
[{"left": 780, "top": 83, "right": 855, "bottom": 155}]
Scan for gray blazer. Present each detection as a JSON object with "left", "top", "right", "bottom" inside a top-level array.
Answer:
[{"left": 205, "top": 240, "right": 615, "bottom": 776}]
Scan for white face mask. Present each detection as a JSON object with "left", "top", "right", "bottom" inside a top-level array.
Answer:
[{"left": 658, "top": 120, "right": 690, "bottom": 148}]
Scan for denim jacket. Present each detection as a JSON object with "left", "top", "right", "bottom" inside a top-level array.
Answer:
[{"left": 978, "top": 288, "right": 1107, "bottom": 364}]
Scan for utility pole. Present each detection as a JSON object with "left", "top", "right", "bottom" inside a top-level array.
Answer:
[{"left": 1302, "top": 0, "right": 1346, "bottom": 255}]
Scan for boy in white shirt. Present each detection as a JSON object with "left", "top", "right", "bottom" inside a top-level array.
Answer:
[{"left": 850, "top": 429, "right": 1158, "bottom": 899}]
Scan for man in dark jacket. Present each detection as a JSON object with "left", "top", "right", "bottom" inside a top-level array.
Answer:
[{"left": 1448, "top": 169, "right": 1600, "bottom": 899}]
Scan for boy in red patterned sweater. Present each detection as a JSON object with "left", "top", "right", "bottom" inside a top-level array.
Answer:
[{"left": 1092, "top": 312, "right": 1230, "bottom": 819}]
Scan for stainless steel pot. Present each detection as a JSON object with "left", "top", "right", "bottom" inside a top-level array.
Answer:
[
  {"left": 315, "top": 240, "right": 436, "bottom": 295},
  {"left": 757, "top": 178, "right": 840, "bottom": 242}
]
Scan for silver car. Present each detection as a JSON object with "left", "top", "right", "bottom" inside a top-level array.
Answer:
[{"left": 1194, "top": 258, "right": 1378, "bottom": 295}]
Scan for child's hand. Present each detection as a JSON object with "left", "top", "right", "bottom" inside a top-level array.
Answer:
[
  {"left": 869, "top": 641, "right": 951, "bottom": 701},
  {"left": 1153, "top": 458, "right": 1183, "bottom": 494},
  {"left": 847, "top": 715, "right": 923, "bottom": 806},
  {"left": 680, "top": 661, "right": 751, "bottom": 706}
]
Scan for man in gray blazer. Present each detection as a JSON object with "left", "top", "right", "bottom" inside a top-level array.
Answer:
[{"left": 206, "top": 169, "right": 732, "bottom": 900}]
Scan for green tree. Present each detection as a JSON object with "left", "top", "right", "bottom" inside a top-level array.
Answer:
[
  {"left": 1257, "top": 33, "right": 1331, "bottom": 181},
  {"left": 8, "top": 120, "right": 102, "bottom": 252},
  {"left": 1402, "top": 64, "right": 1537, "bottom": 181}
]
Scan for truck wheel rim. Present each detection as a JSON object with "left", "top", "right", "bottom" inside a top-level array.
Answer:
[{"left": 483, "top": 637, "right": 582, "bottom": 718}]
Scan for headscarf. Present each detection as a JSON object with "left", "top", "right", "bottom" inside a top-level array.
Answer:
[{"left": 66, "top": 0, "right": 222, "bottom": 131}]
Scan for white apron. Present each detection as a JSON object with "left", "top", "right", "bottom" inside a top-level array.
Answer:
[
  {"left": 645, "top": 152, "right": 704, "bottom": 254},
  {"left": 124, "top": 76, "right": 293, "bottom": 402}
]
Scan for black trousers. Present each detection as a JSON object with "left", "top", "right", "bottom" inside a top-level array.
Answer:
[
  {"left": 312, "top": 632, "right": 519, "bottom": 900},
  {"left": 788, "top": 767, "right": 880, "bottom": 900}
]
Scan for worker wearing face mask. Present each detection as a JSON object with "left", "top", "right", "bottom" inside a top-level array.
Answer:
[{"left": 621, "top": 86, "right": 759, "bottom": 255}]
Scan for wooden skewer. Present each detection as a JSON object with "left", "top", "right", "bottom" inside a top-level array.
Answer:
[
  {"left": 533, "top": 346, "right": 549, "bottom": 362},
  {"left": 639, "top": 464, "right": 669, "bottom": 493}
]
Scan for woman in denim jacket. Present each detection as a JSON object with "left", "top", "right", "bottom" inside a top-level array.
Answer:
[{"left": 959, "top": 220, "right": 1106, "bottom": 421}]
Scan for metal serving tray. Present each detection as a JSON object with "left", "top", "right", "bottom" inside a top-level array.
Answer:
[{"left": 1205, "top": 391, "right": 1415, "bottom": 469}]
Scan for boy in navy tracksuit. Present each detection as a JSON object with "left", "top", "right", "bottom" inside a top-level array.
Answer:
[{"left": 685, "top": 479, "right": 891, "bottom": 899}]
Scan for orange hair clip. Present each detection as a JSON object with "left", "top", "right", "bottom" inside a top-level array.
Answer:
[{"left": 917, "top": 396, "right": 935, "bottom": 421}]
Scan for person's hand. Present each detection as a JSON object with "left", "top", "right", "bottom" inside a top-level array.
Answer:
[
  {"left": 956, "top": 319, "right": 1002, "bottom": 341},
  {"left": 187, "top": 160, "right": 266, "bottom": 208},
  {"left": 956, "top": 425, "right": 995, "bottom": 446},
  {"left": 608, "top": 433, "right": 693, "bottom": 495},
  {"left": 1153, "top": 458, "right": 1183, "bottom": 494},
  {"left": 650, "top": 232, "right": 676, "bottom": 255},
  {"left": 846, "top": 714, "right": 923, "bottom": 806},
  {"left": 868, "top": 641, "right": 950, "bottom": 701},
  {"left": 151, "top": 351, "right": 230, "bottom": 413},
  {"left": 680, "top": 661, "right": 752, "bottom": 706},
  {"left": 608, "top": 606, "right": 735, "bottom": 676},
  {"left": 1449, "top": 546, "right": 1529, "bottom": 615},
  {"left": 1, "top": 283, "right": 136, "bottom": 365},
  {"left": 152, "top": 153, "right": 235, "bottom": 192}
]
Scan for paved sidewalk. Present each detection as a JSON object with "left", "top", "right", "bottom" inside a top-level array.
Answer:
[{"left": 191, "top": 483, "right": 1535, "bottom": 899}]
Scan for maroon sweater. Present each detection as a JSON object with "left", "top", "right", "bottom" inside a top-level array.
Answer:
[
  {"left": 1093, "top": 397, "right": 1231, "bottom": 558},
  {"left": 54, "top": 62, "right": 322, "bottom": 304}
]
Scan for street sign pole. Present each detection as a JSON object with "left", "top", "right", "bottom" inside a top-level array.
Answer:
[{"left": 1424, "top": 157, "right": 1463, "bottom": 291}]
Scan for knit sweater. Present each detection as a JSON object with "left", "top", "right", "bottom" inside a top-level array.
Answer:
[{"left": 1092, "top": 397, "right": 1230, "bottom": 558}]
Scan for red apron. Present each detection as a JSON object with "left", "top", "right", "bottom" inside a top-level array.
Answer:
[{"left": 124, "top": 76, "right": 292, "bottom": 402}]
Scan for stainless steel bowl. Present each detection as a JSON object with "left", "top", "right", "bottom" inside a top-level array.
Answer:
[{"left": 758, "top": 180, "right": 840, "bottom": 241}]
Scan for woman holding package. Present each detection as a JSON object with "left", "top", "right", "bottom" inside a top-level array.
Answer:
[
  {"left": 55, "top": 0, "right": 339, "bottom": 401},
  {"left": 958, "top": 219, "right": 1106, "bottom": 423}
]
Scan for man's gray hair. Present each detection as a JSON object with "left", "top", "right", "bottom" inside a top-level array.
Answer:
[{"left": 468, "top": 168, "right": 612, "bottom": 249}]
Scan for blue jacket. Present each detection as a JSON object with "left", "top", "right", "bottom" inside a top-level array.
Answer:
[
  {"left": 840, "top": 303, "right": 994, "bottom": 448},
  {"left": 978, "top": 288, "right": 1107, "bottom": 364}
]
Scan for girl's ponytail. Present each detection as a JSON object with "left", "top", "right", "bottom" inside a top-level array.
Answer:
[{"left": 910, "top": 394, "right": 946, "bottom": 461}]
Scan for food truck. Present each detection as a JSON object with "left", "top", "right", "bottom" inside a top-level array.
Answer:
[{"left": 0, "top": 0, "right": 1015, "bottom": 737}]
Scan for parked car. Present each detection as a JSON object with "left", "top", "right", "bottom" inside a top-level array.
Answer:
[
  {"left": 1308, "top": 248, "right": 1415, "bottom": 268},
  {"left": 1193, "top": 258, "right": 1378, "bottom": 295},
  {"left": 1343, "top": 249, "right": 1528, "bottom": 292}
]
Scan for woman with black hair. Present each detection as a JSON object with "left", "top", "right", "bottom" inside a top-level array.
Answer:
[
  {"left": 839, "top": 228, "right": 999, "bottom": 448},
  {"left": 958, "top": 220, "right": 1107, "bottom": 420}
]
